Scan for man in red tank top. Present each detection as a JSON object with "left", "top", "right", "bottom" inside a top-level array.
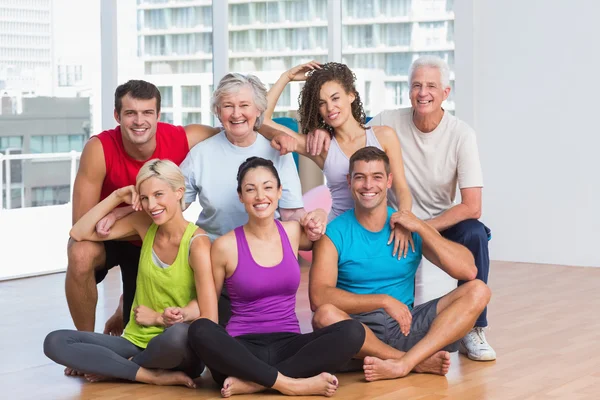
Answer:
[{"left": 65, "top": 80, "right": 295, "bottom": 351}]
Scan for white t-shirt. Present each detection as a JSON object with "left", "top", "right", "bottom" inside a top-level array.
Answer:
[
  {"left": 180, "top": 131, "right": 304, "bottom": 241},
  {"left": 368, "top": 108, "right": 483, "bottom": 220}
]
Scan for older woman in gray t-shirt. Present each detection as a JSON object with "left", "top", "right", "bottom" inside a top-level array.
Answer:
[{"left": 180, "top": 73, "right": 325, "bottom": 325}]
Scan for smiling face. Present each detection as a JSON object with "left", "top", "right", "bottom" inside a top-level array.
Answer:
[
  {"left": 318, "top": 80, "right": 356, "bottom": 130},
  {"left": 218, "top": 85, "right": 262, "bottom": 141},
  {"left": 114, "top": 94, "right": 160, "bottom": 147},
  {"left": 138, "top": 176, "right": 183, "bottom": 225},
  {"left": 348, "top": 159, "right": 392, "bottom": 212},
  {"left": 409, "top": 66, "right": 451, "bottom": 118},
  {"left": 238, "top": 166, "right": 282, "bottom": 220}
]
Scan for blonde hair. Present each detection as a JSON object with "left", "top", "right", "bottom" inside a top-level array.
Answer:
[{"left": 136, "top": 159, "right": 185, "bottom": 209}]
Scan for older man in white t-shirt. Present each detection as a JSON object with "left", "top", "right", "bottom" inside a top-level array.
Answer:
[{"left": 306, "top": 56, "right": 495, "bottom": 362}]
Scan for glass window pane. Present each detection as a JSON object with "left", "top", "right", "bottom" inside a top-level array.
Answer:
[
  {"left": 342, "top": 0, "right": 455, "bottom": 114},
  {"left": 158, "top": 86, "right": 173, "bottom": 107},
  {"left": 228, "top": 1, "right": 327, "bottom": 121},
  {"left": 30, "top": 136, "right": 42, "bottom": 153},
  {"left": 182, "top": 86, "right": 201, "bottom": 108},
  {"left": 182, "top": 112, "right": 201, "bottom": 126},
  {"left": 161, "top": 112, "right": 174, "bottom": 124},
  {"left": 56, "top": 135, "right": 70, "bottom": 152}
]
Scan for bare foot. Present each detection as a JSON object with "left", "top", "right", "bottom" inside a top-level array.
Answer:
[
  {"left": 149, "top": 369, "right": 196, "bottom": 388},
  {"left": 84, "top": 374, "right": 113, "bottom": 383},
  {"left": 64, "top": 367, "right": 84, "bottom": 377},
  {"left": 278, "top": 373, "right": 338, "bottom": 397},
  {"left": 220, "top": 376, "right": 264, "bottom": 397},
  {"left": 414, "top": 351, "right": 451, "bottom": 376},
  {"left": 363, "top": 356, "right": 410, "bottom": 381}
]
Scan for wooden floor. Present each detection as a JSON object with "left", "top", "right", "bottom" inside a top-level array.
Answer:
[{"left": 2, "top": 260, "right": 600, "bottom": 399}]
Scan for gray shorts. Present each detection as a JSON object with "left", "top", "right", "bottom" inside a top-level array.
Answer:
[{"left": 351, "top": 297, "right": 460, "bottom": 353}]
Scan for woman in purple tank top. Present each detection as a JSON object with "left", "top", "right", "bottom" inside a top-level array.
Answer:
[
  {"left": 188, "top": 157, "right": 366, "bottom": 397},
  {"left": 264, "top": 61, "right": 416, "bottom": 259}
]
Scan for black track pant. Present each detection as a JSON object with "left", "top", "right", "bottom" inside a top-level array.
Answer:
[{"left": 188, "top": 318, "right": 365, "bottom": 387}]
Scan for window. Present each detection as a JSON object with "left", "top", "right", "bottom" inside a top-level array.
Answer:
[
  {"left": 341, "top": 1, "right": 455, "bottom": 113},
  {"left": 230, "top": 4, "right": 250, "bottom": 26},
  {"left": 343, "top": 25, "right": 373, "bottom": 49},
  {"left": 182, "top": 86, "right": 201, "bottom": 108},
  {"left": 158, "top": 86, "right": 173, "bottom": 107},
  {"left": 385, "top": 53, "right": 412, "bottom": 76},
  {"left": 385, "top": 82, "right": 409, "bottom": 107},
  {"left": 228, "top": 1, "right": 328, "bottom": 118},
  {"left": 343, "top": 0, "right": 375, "bottom": 19},
  {"left": 0, "top": 136, "right": 23, "bottom": 152},
  {"left": 30, "top": 134, "right": 85, "bottom": 153},
  {"left": 2, "top": 189, "right": 22, "bottom": 209},
  {"left": 31, "top": 185, "right": 70, "bottom": 207},
  {"left": 384, "top": 23, "right": 412, "bottom": 47},
  {"left": 161, "top": 112, "right": 174, "bottom": 124},
  {"left": 182, "top": 112, "right": 201, "bottom": 126}
]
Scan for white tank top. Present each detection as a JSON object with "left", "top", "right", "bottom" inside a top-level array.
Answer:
[{"left": 323, "top": 127, "right": 393, "bottom": 221}]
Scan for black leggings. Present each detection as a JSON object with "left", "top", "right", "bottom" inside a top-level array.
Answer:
[
  {"left": 43, "top": 323, "right": 203, "bottom": 381},
  {"left": 188, "top": 318, "right": 365, "bottom": 388}
]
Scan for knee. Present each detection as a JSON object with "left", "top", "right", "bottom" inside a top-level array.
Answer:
[
  {"left": 339, "top": 319, "right": 366, "bottom": 351},
  {"left": 43, "top": 330, "right": 67, "bottom": 361},
  {"left": 312, "top": 304, "right": 346, "bottom": 329},
  {"left": 188, "top": 318, "right": 219, "bottom": 345},
  {"left": 461, "top": 220, "right": 488, "bottom": 245},
  {"left": 163, "top": 323, "right": 190, "bottom": 350},
  {"left": 465, "top": 280, "right": 491, "bottom": 309},
  {"left": 67, "top": 240, "right": 103, "bottom": 276}
]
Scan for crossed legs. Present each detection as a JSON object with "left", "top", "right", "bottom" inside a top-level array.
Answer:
[{"left": 312, "top": 280, "right": 491, "bottom": 381}]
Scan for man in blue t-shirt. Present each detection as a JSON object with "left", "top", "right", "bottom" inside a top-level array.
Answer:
[{"left": 309, "top": 146, "right": 491, "bottom": 381}]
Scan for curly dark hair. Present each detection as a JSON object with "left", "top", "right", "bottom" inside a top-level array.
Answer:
[{"left": 297, "top": 62, "right": 367, "bottom": 136}]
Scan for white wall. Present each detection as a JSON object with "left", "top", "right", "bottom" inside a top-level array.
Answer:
[
  {"left": 0, "top": 203, "right": 203, "bottom": 281},
  {"left": 454, "top": 0, "right": 600, "bottom": 267}
]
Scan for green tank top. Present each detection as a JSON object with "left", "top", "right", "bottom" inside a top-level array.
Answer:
[{"left": 122, "top": 222, "right": 198, "bottom": 348}]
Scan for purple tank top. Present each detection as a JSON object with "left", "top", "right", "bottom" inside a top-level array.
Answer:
[{"left": 225, "top": 220, "right": 301, "bottom": 337}]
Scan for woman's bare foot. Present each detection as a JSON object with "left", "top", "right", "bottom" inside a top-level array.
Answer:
[
  {"left": 276, "top": 372, "right": 339, "bottom": 397},
  {"left": 64, "top": 367, "right": 84, "bottom": 377},
  {"left": 84, "top": 373, "right": 112, "bottom": 383},
  {"left": 414, "top": 351, "right": 451, "bottom": 375},
  {"left": 363, "top": 356, "right": 410, "bottom": 381},
  {"left": 220, "top": 376, "right": 264, "bottom": 397},
  {"left": 137, "top": 368, "right": 196, "bottom": 388}
]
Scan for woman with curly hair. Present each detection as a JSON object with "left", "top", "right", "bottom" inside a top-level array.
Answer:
[{"left": 264, "top": 61, "right": 414, "bottom": 257}]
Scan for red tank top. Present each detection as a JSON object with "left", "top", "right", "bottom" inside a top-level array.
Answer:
[{"left": 95, "top": 122, "right": 190, "bottom": 202}]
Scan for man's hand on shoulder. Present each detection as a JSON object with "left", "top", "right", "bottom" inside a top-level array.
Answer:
[{"left": 390, "top": 210, "right": 423, "bottom": 233}]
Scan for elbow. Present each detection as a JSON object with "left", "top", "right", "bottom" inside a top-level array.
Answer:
[
  {"left": 461, "top": 260, "right": 478, "bottom": 281},
  {"left": 471, "top": 208, "right": 482, "bottom": 220},
  {"left": 309, "top": 289, "right": 323, "bottom": 312},
  {"left": 69, "top": 229, "right": 83, "bottom": 242},
  {"left": 466, "top": 265, "right": 478, "bottom": 281}
]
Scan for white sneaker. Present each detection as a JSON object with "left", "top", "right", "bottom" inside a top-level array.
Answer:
[{"left": 459, "top": 327, "right": 497, "bottom": 361}]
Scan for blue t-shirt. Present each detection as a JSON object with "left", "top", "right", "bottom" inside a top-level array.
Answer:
[{"left": 325, "top": 207, "right": 423, "bottom": 309}]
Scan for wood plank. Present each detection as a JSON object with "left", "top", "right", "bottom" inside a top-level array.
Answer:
[{"left": 1, "top": 261, "right": 599, "bottom": 399}]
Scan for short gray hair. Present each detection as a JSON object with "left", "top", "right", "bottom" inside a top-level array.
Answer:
[
  {"left": 408, "top": 56, "right": 451, "bottom": 90},
  {"left": 211, "top": 73, "right": 268, "bottom": 130}
]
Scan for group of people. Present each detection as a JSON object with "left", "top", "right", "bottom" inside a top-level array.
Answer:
[{"left": 43, "top": 55, "right": 495, "bottom": 397}]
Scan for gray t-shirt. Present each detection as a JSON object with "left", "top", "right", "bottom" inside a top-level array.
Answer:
[
  {"left": 180, "top": 130, "right": 304, "bottom": 241},
  {"left": 368, "top": 108, "right": 483, "bottom": 220}
]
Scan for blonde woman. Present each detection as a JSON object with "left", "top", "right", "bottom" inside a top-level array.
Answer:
[{"left": 44, "top": 159, "right": 217, "bottom": 388}]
